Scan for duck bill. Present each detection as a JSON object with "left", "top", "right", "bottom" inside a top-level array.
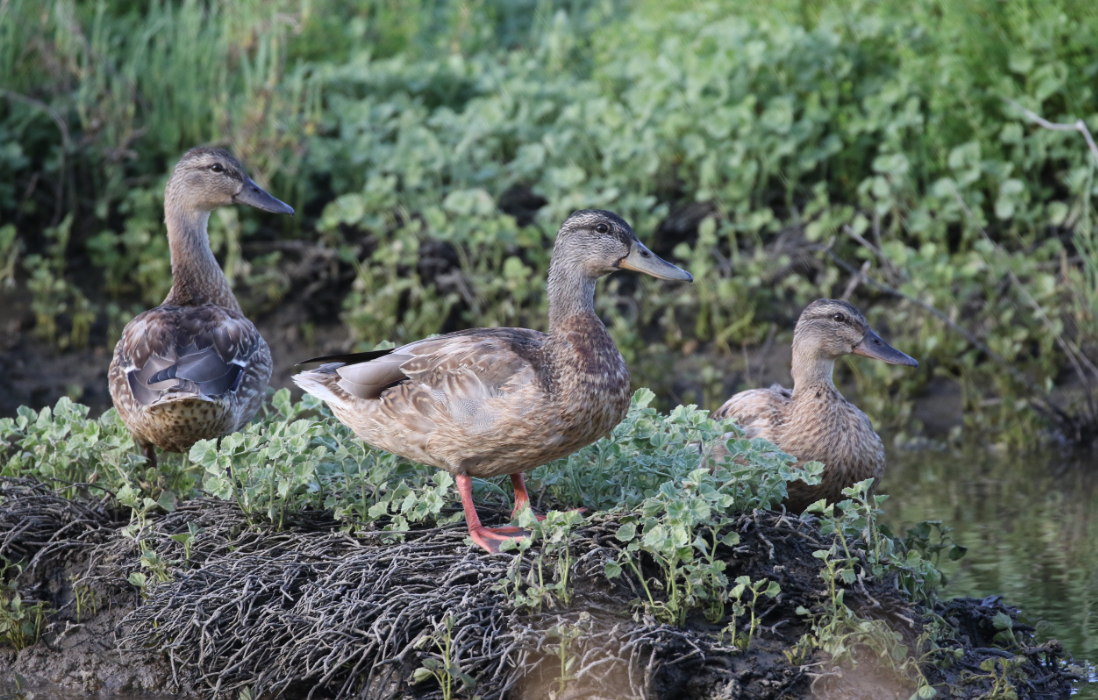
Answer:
[
  {"left": 233, "top": 177, "right": 295, "bottom": 215},
  {"left": 852, "top": 329, "right": 919, "bottom": 367},
  {"left": 617, "top": 241, "right": 693, "bottom": 282}
]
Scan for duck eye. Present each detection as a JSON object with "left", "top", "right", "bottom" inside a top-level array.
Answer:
[
  {"left": 833, "top": 313, "right": 846, "bottom": 323},
  {"left": 210, "top": 163, "right": 224, "bottom": 173},
  {"left": 595, "top": 223, "right": 609, "bottom": 234}
]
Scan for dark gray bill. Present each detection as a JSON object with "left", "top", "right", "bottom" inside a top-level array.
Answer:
[
  {"left": 617, "top": 240, "right": 693, "bottom": 282},
  {"left": 234, "top": 177, "right": 294, "bottom": 215},
  {"left": 852, "top": 329, "right": 918, "bottom": 367}
]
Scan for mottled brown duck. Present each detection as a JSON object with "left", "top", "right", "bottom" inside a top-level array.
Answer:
[
  {"left": 109, "top": 147, "right": 293, "bottom": 467},
  {"left": 711, "top": 299, "right": 918, "bottom": 513},
  {"left": 294, "top": 210, "right": 693, "bottom": 552}
]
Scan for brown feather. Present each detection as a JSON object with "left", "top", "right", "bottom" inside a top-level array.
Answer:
[
  {"left": 108, "top": 146, "right": 288, "bottom": 457},
  {"left": 291, "top": 211, "right": 681, "bottom": 483},
  {"left": 109, "top": 304, "right": 271, "bottom": 454},
  {"left": 710, "top": 300, "right": 914, "bottom": 513}
]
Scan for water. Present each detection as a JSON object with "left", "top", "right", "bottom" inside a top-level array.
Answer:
[{"left": 881, "top": 443, "right": 1098, "bottom": 696}]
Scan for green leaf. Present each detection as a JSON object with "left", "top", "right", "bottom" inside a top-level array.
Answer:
[
  {"left": 992, "top": 611, "right": 1014, "bottom": 631},
  {"left": 157, "top": 490, "right": 178, "bottom": 512},
  {"left": 615, "top": 522, "right": 636, "bottom": 542}
]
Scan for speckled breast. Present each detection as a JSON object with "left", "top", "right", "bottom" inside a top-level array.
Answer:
[{"left": 139, "top": 398, "right": 238, "bottom": 453}]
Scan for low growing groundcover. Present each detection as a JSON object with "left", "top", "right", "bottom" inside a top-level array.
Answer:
[{"left": 0, "top": 393, "right": 1087, "bottom": 699}]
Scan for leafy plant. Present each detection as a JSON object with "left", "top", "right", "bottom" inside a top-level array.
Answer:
[
  {"left": 192, "top": 391, "right": 461, "bottom": 534},
  {"left": 169, "top": 522, "right": 202, "bottom": 562},
  {"left": 0, "top": 562, "right": 52, "bottom": 651},
  {"left": 412, "top": 615, "right": 475, "bottom": 700},
  {"left": 5, "top": 0, "right": 1098, "bottom": 440},
  {"left": 69, "top": 574, "right": 98, "bottom": 624},
  {"left": 724, "top": 576, "right": 782, "bottom": 652},
  {"left": 607, "top": 452, "right": 816, "bottom": 626},
  {"left": 545, "top": 613, "right": 590, "bottom": 697},
  {"left": 790, "top": 480, "right": 960, "bottom": 697},
  {"left": 23, "top": 215, "right": 96, "bottom": 350},
  {"left": 0, "top": 397, "right": 196, "bottom": 507},
  {"left": 498, "top": 508, "right": 584, "bottom": 612},
  {"left": 811, "top": 480, "right": 961, "bottom": 605}
]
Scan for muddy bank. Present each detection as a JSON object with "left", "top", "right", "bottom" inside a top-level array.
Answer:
[
  {"left": 0, "top": 482, "right": 191, "bottom": 695},
  {"left": 0, "top": 478, "right": 1082, "bottom": 700}
]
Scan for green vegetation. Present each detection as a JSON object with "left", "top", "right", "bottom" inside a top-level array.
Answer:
[
  {"left": 412, "top": 615, "right": 476, "bottom": 700},
  {"left": 0, "top": 562, "right": 50, "bottom": 651},
  {"left": 2, "top": 0, "right": 1098, "bottom": 441}
]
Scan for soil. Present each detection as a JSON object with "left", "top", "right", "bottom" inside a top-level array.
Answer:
[
  {"left": 0, "top": 479, "right": 1080, "bottom": 700},
  {"left": 0, "top": 282, "right": 350, "bottom": 420},
  {"left": 0, "top": 481, "right": 195, "bottom": 696},
  {"left": 0, "top": 222, "right": 967, "bottom": 434},
  {"left": 0, "top": 276, "right": 974, "bottom": 447}
]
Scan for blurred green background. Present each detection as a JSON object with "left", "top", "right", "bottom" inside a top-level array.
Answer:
[
  {"left": 2, "top": 0, "right": 1098, "bottom": 446},
  {"left": 3, "top": 0, "right": 1098, "bottom": 683}
]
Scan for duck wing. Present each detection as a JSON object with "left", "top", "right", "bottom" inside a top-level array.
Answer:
[
  {"left": 711, "top": 383, "right": 791, "bottom": 441},
  {"left": 117, "top": 305, "right": 267, "bottom": 406},
  {"left": 330, "top": 327, "right": 546, "bottom": 402}
]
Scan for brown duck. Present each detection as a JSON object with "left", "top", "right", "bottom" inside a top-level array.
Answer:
[
  {"left": 294, "top": 210, "right": 693, "bottom": 552},
  {"left": 711, "top": 299, "right": 918, "bottom": 513},
  {"left": 108, "top": 147, "right": 294, "bottom": 467}
]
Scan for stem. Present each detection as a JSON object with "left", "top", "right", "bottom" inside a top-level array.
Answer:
[{"left": 626, "top": 556, "right": 657, "bottom": 611}]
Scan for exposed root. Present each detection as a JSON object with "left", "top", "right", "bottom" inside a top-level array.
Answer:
[{"left": 0, "top": 477, "right": 122, "bottom": 570}]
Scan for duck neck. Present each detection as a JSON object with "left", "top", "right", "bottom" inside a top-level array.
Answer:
[
  {"left": 790, "top": 342, "right": 838, "bottom": 399},
  {"left": 163, "top": 202, "right": 239, "bottom": 311},
  {"left": 546, "top": 256, "right": 599, "bottom": 334}
]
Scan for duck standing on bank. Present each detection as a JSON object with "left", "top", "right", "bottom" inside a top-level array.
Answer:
[
  {"left": 295, "top": 210, "right": 693, "bottom": 552},
  {"left": 109, "top": 147, "right": 294, "bottom": 467},
  {"left": 711, "top": 299, "right": 918, "bottom": 513}
]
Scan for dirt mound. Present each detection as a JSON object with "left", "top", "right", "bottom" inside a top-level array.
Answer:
[{"left": 0, "top": 487, "right": 1080, "bottom": 699}]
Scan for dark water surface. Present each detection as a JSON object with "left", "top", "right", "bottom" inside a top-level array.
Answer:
[{"left": 881, "top": 443, "right": 1098, "bottom": 696}]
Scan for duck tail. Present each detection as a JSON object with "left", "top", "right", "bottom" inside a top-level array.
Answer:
[{"left": 292, "top": 363, "right": 349, "bottom": 409}]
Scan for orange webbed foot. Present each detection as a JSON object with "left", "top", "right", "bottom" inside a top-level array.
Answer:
[{"left": 468, "top": 525, "right": 530, "bottom": 553}]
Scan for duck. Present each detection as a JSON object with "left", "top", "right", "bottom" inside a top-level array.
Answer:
[
  {"left": 711, "top": 299, "right": 918, "bottom": 513},
  {"left": 294, "top": 210, "right": 693, "bottom": 552},
  {"left": 108, "top": 147, "right": 294, "bottom": 468}
]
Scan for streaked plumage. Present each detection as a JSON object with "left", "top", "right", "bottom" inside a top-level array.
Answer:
[
  {"left": 712, "top": 299, "right": 918, "bottom": 513},
  {"left": 109, "top": 147, "right": 293, "bottom": 465},
  {"left": 295, "top": 210, "right": 693, "bottom": 552}
]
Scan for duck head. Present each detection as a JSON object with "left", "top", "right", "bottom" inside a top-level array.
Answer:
[
  {"left": 794, "top": 299, "right": 918, "bottom": 367},
  {"left": 165, "top": 147, "right": 294, "bottom": 215},
  {"left": 552, "top": 209, "right": 693, "bottom": 282}
]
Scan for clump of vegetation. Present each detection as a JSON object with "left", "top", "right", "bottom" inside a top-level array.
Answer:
[
  {"left": 0, "top": 562, "right": 51, "bottom": 652},
  {"left": 3, "top": 0, "right": 1098, "bottom": 441}
]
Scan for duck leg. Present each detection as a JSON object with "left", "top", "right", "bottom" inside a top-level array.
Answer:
[
  {"left": 509, "top": 473, "right": 586, "bottom": 522},
  {"left": 510, "top": 472, "right": 546, "bottom": 521},
  {"left": 140, "top": 441, "right": 158, "bottom": 469},
  {"left": 457, "top": 474, "right": 527, "bottom": 553}
]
